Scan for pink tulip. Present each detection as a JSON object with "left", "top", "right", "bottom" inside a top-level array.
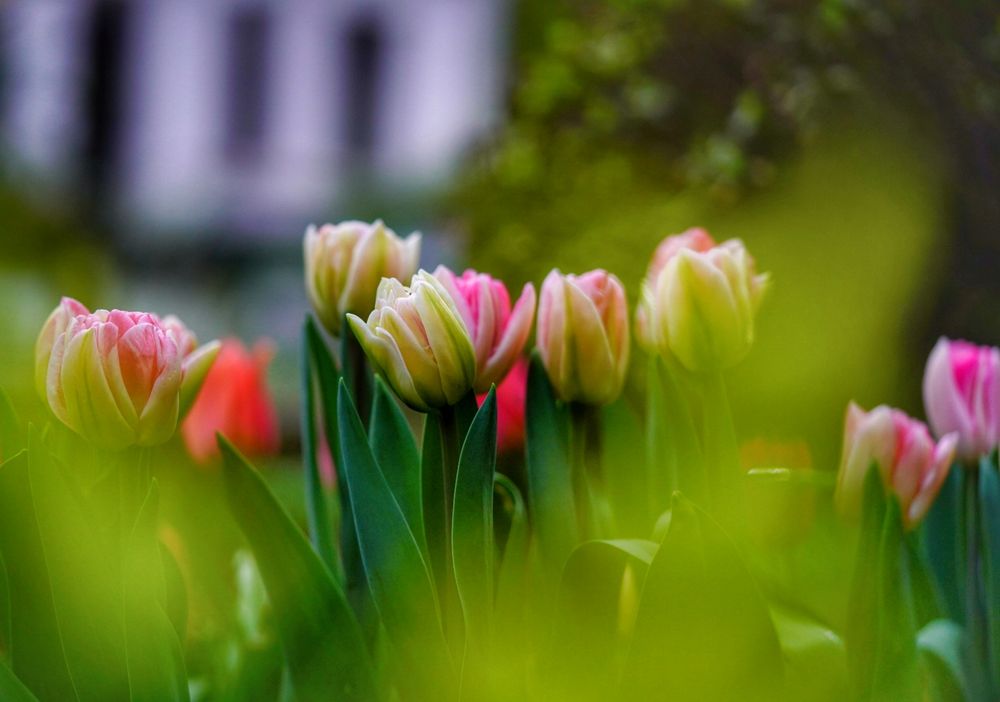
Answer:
[
  {"left": 835, "top": 402, "right": 957, "bottom": 530},
  {"left": 434, "top": 266, "right": 536, "bottom": 394},
  {"left": 35, "top": 298, "right": 219, "bottom": 450},
  {"left": 537, "top": 269, "right": 630, "bottom": 406},
  {"left": 182, "top": 339, "right": 280, "bottom": 464},
  {"left": 635, "top": 228, "right": 716, "bottom": 350},
  {"left": 478, "top": 356, "right": 528, "bottom": 454},
  {"left": 923, "top": 337, "right": 1000, "bottom": 461}
]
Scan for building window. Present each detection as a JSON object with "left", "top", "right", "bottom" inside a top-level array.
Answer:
[
  {"left": 84, "top": 0, "right": 128, "bottom": 196},
  {"left": 343, "top": 14, "right": 383, "bottom": 167},
  {"left": 225, "top": 6, "right": 270, "bottom": 164}
]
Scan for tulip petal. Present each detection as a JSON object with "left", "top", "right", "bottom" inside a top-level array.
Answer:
[
  {"left": 923, "top": 338, "right": 976, "bottom": 456},
  {"left": 563, "top": 277, "right": 616, "bottom": 404},
  {"left": 60, "top": 328, "right": 135, "bottom": 449},
  {"left": 480, "top": 283, "right": 535, "bottom": 392},
  {"left": 179, "top": 340, "right": 221, "bottom": 417}
]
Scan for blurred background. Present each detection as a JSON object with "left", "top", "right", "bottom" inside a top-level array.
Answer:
[{"left": 1, "top": 0, "right": 999, "bottom": 470}]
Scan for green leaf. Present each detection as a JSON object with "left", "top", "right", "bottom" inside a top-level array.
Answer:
[
  {"left": 422, "top": 412, "right": 447, "bottom": 591},
  {"left": 0, "top": 450, "right": 78, "bottom": 702},
  {"left": 0, "top": 388, "right": 22, "bottom": 460},
  {"left": 549, "top": 539, "right": 656, "bottom": 700},
  {"left": 219, "top": 437, "right": 378, "bottom": 702},
  {"left": 922, "top": 465, "right": 964, "bottom": 622},
  {"left": 493, "top": 473, "right": 529, "bottom": 633},
  {"left": 980, "top": 461, "right": 1000, "bottom": 682},
  {"left": 370, "top": 377, "right": 425, "bottom": 557},
  {"left": 771, "top": 605, "right": 848, "bottom": 702},
  {"left": 602, "top": 397, "right": 647, "bottom": 536},
  {"left": 491, "top": 474, "right": 531, "bottom": 700},
  {"left": 845, "top": 464, "right": 887, "bottom": 699},
  {"left": 27, "top": 437, "right": 129, "bottom": 701},
  {"left": 525, "top": 353, "right": 576, "bottom": 581},
  {"left": 451, "top": 389, "right": 498, "bottom": 686},
  {"left": 122, "top": 482, "right": 190, "bottom": 702},
  {"left": 0, "top": 658, "right": 37, "bottom": 702},
  {"left": 337, "top": 382, "right": 454, "bottom": 698},
  {"left": 699, "top": 371, "right": 744, "bottom": 530},
  {"left": 918, "top": 619, "right": 966, "bottom": 702},
  {"left": 622, "top": 494, "right": 783, "bottom": 702},
  {"left": 871, "top": 498, "right": 920, "bottom": 700},
  {"left": 301, "top": 317, "right": 340, "bottom": 575}
]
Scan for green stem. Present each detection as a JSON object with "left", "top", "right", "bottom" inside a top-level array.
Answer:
[
  {"left": 569, "top": 403, "right": 603, "bottom": 541},
  {"left": 300, "top": 333, "right": 339, "bottom": 576},
  {"left": 438, "top": 404, "right": 461, "bottom": 639},
  {"left": 966, "top": 465, "right": 989, "bottom": 700},
  {"left": 341, "top": 330, "right": 372, "bottom": 427}
]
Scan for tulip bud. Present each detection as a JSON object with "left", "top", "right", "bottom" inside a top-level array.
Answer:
[
  {"left": 304, "top": 220, "right": 421, "bottom": 335},
  {"left": 346, "top": 271, "right": 476, "bottom": 411},
  {"left": 635, "top": 228, "right": 716, "bottom": 351},
  {"left": 182, "top": 339, "right": 280, "bottom": 463},
  {"left": 923, "top": 337, "right": 1000, "bottom": 461},
  {"left": 36, "top": 299, "right": 219, "bottom": 450},
  {"left": 536, "top": 269, "right": 630, "bottom": 406},
  {"left": 640, "top": 232, "right": 768, "bottom": 374},
  {"left": 433, "top": 266, "right": 536, "bottom": 393},
  {"left": 835, "top": 402, "right": 957, "bottom": 530}
]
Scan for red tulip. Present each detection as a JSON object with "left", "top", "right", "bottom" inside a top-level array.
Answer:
[
  {"left": 182, "top": 339, "right": 280, "bottom": 463},
  {"left": 479, "top": 356, "right": 528, "bottom": 454}
]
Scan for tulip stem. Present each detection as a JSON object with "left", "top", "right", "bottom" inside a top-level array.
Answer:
[
  {"left": 965, "top": 464, "right": 990, "bottom": 699},
  {"left": 438, "top": 404, "right": 461, "bottom": 638},
  {"left": 569, "top": 403, "right": 603, "bottom": 540}
]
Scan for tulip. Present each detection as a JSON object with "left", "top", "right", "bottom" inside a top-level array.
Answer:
[
  {"left": 835, "top": 402, "right": 957, "bottom": 530},
  {"left": 923, "top": 337, "right": 1000, "bottom": 462},
  {"left": 182, "top": 339, "right": 280, "bottom": 464},
  {"left": 640, "top": 231, "right": 768, "bottom": 374},
  {"left": 346, "top": 271, "right": 476, "bottom": 411},
  {"left": 433, "top": 266, "right": 536, "bottom": 393},
  {"left": 536, "top": 269, "right": 630, "bottom": 406},
  {"left": 635, "top": 228, "right": 716, "bottom": 350},
  {"left": 304, "top": 220, "right": 421, "bottom": 335},
  {"left": 478, "top": 356, "right": 528, "bottom": 454},
  {"left": 35, "top": 298, "right": 219, "bottom": 450}
]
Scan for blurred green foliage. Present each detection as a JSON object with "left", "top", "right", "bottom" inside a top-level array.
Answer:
[
  {"left": 0, "top": 186, "right": 111, "bottom": 426},
  {"left": 449, "top": 0, "right": 994, "bottom": 467}
]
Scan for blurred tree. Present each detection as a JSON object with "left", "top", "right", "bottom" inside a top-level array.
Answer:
[{"left": 448, "top": 0, "right": 1000, "bottom": 463}]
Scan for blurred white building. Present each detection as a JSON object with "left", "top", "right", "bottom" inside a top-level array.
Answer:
[{"left": 0, "top": 0, "right": 507, "bottom": 240}]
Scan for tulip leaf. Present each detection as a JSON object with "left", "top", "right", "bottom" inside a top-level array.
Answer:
[
  {"left": 770, "top": 605, "right": 848, "bottom": 702},
  {"left": 845, "top": 464, "right": 887, "bottom": 699},
  {"left": 622, "top": 494, "right": 783, "bottom": 702},
  {"left": 922, "top": 465, "right": 964, "bottom": 622},
  {"left": 699, "top": 371, "right": 743, "bottom": 530},
  {"left": 26, "top": 436, "right": 130, "bottom": 702},
  {"left": 603, "top": 397, "right": 647, "bottom": 536},
  {"left": 301, "top": 317, "right": 340, "bottom": 576},
  {"left": 370, "top": 377, "right": 425, "bottom": 557},
  {"left": 219, "top": 437, "right": 379, "bottom": 702},
  {"left": 337, "top": 381, "right": 454, "bottom": 698},
  {"left": 979, "top": 461, "right": 1000, "bottom": 681},
  {"left": 525, "top": 353, "right": 576, "bottom": 581},
  {"left": 122, "top": 481, "right": 190, "bottom": 702},
  {"left": 871, "top": 497, "right": 920, "bottom": 700},
  {"left": 549, "top": 539, "right": 656, "bottom": 700},
  {"left": 646, "top": 358, "right": 706, "bottom": 518},
  {"left": 490, "top": 474, "right": 532, "bottom": 699},
  {"left": 493, "top": 473, "right": 529, "bottom": 636},
  {"left": 452, "top": 389, "right": 497, "bottom": 684},
  {"left": 0, "top": 450, "right": 79, "bottom": 702},
  {"left": 422, "top": 412, "right": 447, "bottom": 592},
  {"left": 0, "top": 657, "right": 36, "bottom": 702},
  {"left": 917, "top": 618, "right": 967, "bottom": 701},
  {"left": 0, "top": 388, "right": 22, "bottom": 460}
]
